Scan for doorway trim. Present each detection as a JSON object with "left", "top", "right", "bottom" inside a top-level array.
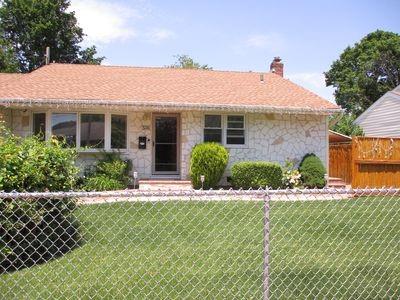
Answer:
[{"left": 151, "top": 113, "right": 181, "bottom": 176}]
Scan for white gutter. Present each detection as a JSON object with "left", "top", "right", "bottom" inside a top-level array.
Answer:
[{"left": 0, "top": 98, "right": 342, "bottom": 115}]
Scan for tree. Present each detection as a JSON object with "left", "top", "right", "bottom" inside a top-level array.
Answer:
[
  {"left": 0, "top": 37, "right": 18, "bottom": 72},
  {"left": 329, "top": 113, "right": 364, "bottom": 136},
  {"left": 169, "top": 54, "right": 212, "bottom": 70},
  {"left": 325, "top": 30, "right": 400, "bottom": 116},
  {"left": 0, "top": 0, "right": 104, "bottom": 72}
]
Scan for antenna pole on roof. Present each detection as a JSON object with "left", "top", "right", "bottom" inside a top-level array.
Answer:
[{"left": 45, "top": 47, "right": 50, "bottom": 65}]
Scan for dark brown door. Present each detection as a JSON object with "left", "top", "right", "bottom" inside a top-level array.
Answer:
[{"left": 153, "top": 115, "right": 179, "bottom": 174}]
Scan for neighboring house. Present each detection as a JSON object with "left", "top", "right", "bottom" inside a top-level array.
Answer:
[
  {"left": 0, "top": 57, "right": 340, "bottom": 182},
  {"left": 354, "top": 85, "right": 400, "bottom": 137}
]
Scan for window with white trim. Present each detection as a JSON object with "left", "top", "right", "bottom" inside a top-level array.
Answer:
[
  {"left": 38, "top": 112, "right": 128, "bottom": 150},
  {"left": 226, "top": 115, "right": 245, "bottom": 145},
  {"left": 80, "top": 114, "right": 105, "bottom": 148},
  {"left": 203, "top": 114, "right": 246, "bottom": 145},
  {"left": 111, "top": 115, "right": 127, "bottom": 149},
  {"left": 32, "top": 112, "right": 46, "bottom": 140},
  {"left": 51, "top": 113, "right": 77, "bottom": 147},
  {"left": 204, "top": 115, "right": 222, "bottom": 143}
]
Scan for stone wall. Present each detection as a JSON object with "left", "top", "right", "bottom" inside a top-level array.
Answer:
[
  {"left": 180, "top": 111, "right": 328, "bottom": 181},
  {"left": 3, "top": 108, "right": 328, "bottom": 181}
]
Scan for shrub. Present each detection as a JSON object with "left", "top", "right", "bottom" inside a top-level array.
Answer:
[
  {"left": 81, "top": 152, "right": 132, "bottom": 191},
  {"left": 299, "top": 153, "right": 326, "bottom": 188},
  {"left": 83, "top": 175, "right": 125, "bottom": 191},
  {"left": 282, "top": 159, "right": 302, "bottom": 188},
  {"left": 0, "top": 123, "right": 81, "bottom": 272},
  {"left": 190, "top": 143, "right": 229, "bottom": 189},
  {"left": 231, "top": 161, "right": 282, "bottom": 189}
]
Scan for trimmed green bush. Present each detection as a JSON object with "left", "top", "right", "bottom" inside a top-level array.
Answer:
[
  {"left": 231, "top": 161, "right": 283, "bottom": 189},
  {"left": 81, "top": 152, "right": 132, "bottom": 191},
  {"left": 83, "top": 175, "right": 124, "bottom": 191},
  {"left": 190, "top": 143, "right": 229, "bottom": 189},
  {"left": 0, "top": 123, "right": 81, "bottom": 272},
  {"left": 299, "top": 153, "right": 326, "bottom": 188}
]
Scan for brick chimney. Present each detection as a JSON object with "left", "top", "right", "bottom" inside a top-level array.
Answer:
[{"left": 270, "top": 57, "right": 284, "bottom": 77}]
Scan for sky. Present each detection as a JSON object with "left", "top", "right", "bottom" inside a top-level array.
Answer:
[{"left": 69, "top": 0, "right": 400, "bottom": 102}]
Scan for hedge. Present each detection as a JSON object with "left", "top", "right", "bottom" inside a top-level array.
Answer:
[
  {"left": 0, "top": 123, "right": 81, "bottom": 272},
  {"left": 231, "top": 161, "right": 283, "bottom": 189}
]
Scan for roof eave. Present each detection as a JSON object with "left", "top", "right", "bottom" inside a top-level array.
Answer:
[{"left": 0, "top": 98, "right": 342, "bottom": 115}]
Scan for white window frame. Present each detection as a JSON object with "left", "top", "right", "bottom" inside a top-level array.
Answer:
[
  {"left": 31, "top": 111, "right": 129, "bottom": 152},
  {"left": 202, "top": 113, "right": 248, "bottom": 148},
  {"left": 110, "top": 114, "right": 128, "bottom": 150},
  {"left": 203, "top": 114, "right": 223, "bottom": 144},
  {"left": 226, "top": 115, "right": 246, "bottom": 146}
]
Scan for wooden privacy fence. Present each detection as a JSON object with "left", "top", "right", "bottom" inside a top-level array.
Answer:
[{"left": 330, "top": 137, "right": 400, "bottom": 188}]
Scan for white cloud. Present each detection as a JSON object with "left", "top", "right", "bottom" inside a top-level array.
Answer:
[
  {"left": 146, "top": 28, "right": 176, "bottom": 43},
  {"left": 245, "top": 33, "right": 284, "bottom": 50},
  {"left": 70, "top": 0, "right": 138, "bottom": 44},
  {"left": 287, "top": 72, "right": 335, "bottom": 102}
]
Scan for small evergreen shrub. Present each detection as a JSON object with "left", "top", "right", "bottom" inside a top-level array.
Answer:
[
  {"left": 81, "top": 152, "right": 132, "bottom": 191},
  {"left": 0, "top": 123, "right": 81, "bottom": 272},
  {"left": 299, "top": 153, "right": 326, "bottom": 188},
  {"left": 190, "top": 143, "right": 229, "bottom": 189},
  {"left": 82, "top": 176, "right": 124, "bottom": 191},
  {"left": 231, "top": 161, "right": 283, "bottom": 189}
]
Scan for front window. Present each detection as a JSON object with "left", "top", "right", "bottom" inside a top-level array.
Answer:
[
  {"left": 111, "top": 115, "right": 127, "bottom": 149},
  {"left": 33, "top": 113, "right": 46, "bottom": 140},
  {"left": 226, "top": 115, "right": 245, "bottom": 145},
  {"left": 51, "top": 113, "right": 77, "bottom": 147},
  {"left": 204, "top": 115, "right": 222, "bottom": 143},
  {"left": 80, "top": 114, "right": 105, "bottom": 148}
]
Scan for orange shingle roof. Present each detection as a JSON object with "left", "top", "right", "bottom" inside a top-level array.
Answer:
[{"left": 0, "top": 63, "right": 340, "bottom": 113}]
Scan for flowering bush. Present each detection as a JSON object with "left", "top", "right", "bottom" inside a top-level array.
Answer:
[{"left": 282, "top": 160, "right": 302, "bottom": 188}]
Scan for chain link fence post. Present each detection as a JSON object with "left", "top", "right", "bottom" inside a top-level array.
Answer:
[{"left": 263, "top": 191, "right": 270, "bottom": 300}]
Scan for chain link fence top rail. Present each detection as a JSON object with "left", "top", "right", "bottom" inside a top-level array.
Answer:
[{"left": 1, "top": 188, "right": 399, "bottom": 299}]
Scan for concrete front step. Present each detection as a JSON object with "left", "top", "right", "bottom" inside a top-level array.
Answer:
[
  {"left": 328, "top": 177, "right": 347, "bottom": 188},
  {"left": 139, "top": 180, "right": 193, "bottom": 191}
]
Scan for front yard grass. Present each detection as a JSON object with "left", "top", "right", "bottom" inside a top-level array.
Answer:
[{"left": 1, "top": 197, "right": 399, "bottom": 299}]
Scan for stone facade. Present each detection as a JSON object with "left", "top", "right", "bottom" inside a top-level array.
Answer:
[{"left": 1, "top": 108, "right": 328, "bottom": 181}]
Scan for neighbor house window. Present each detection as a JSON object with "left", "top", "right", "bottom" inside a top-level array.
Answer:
[
  {"left": 111, "top": 114, "right": 127, "bottom": 149},
  {"left": 204, "top": 115, "right": 222, "bottom": 143},
  {"left": 226, "top": 115, "right": 245, "bottom": 145},
  {"left": 51, "top": 113, "right": 77, "bottom": 147},
  {"left": 80, "top": 114, "right": 105, "bottom": 148},
  {"left": 33, "top": 112, "right": 46, "bottom": 140}
]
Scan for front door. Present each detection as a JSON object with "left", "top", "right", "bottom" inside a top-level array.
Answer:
[{"left": 152, "top": 114, "right": 180, "bottom": 175}]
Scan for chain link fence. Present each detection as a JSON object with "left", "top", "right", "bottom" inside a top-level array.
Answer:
[{"left": 1, "top": 188, "right": 399, "bottom": 299}]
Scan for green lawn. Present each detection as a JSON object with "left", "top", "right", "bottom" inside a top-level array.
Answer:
[{"left": 1, "top": 197, "right": 400, "bottom": 299}]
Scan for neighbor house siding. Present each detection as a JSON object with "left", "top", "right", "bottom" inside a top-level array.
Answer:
[{"left": 355, "top": 92, "right": 400, "bottom": 138}]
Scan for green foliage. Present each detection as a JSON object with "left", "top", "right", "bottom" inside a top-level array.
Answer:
[
  {"left": 0, "top": 0, "right": 104, "bottom": 72},
  {"left": 82, "top": 176, "right": 124, "bottom": 192},
  {"left": 325, "top": 30, "right": 400, "bottom": 116},
  {"left": 299, "top": 154, "right": 326, "bottom": 188},
  {"left": 282, "top": 159, "right": 302, "bottom": 188},
  {"left": 329, "top": 113, "right": 364, "bottom": 136},
  {"left": 0, "top": 123, "right": 81, "bottom": 272},
  {"left": 189, "top": 143, "right": 229, "bottom": 189},
  {"left": 231, "top": 161, "right": 283, "bottom": 189},
  {"left": 81, "top": 152, "right": 132, "bottom": 191},
  {"left": 0, "top": 123, "right": 78, "bottom": 192},
  {"left": 0, "top": 36, "right": 18, "bottom": 72},
  {"left": 169, "top": 54, "right": 212, "bottom": 70}
]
